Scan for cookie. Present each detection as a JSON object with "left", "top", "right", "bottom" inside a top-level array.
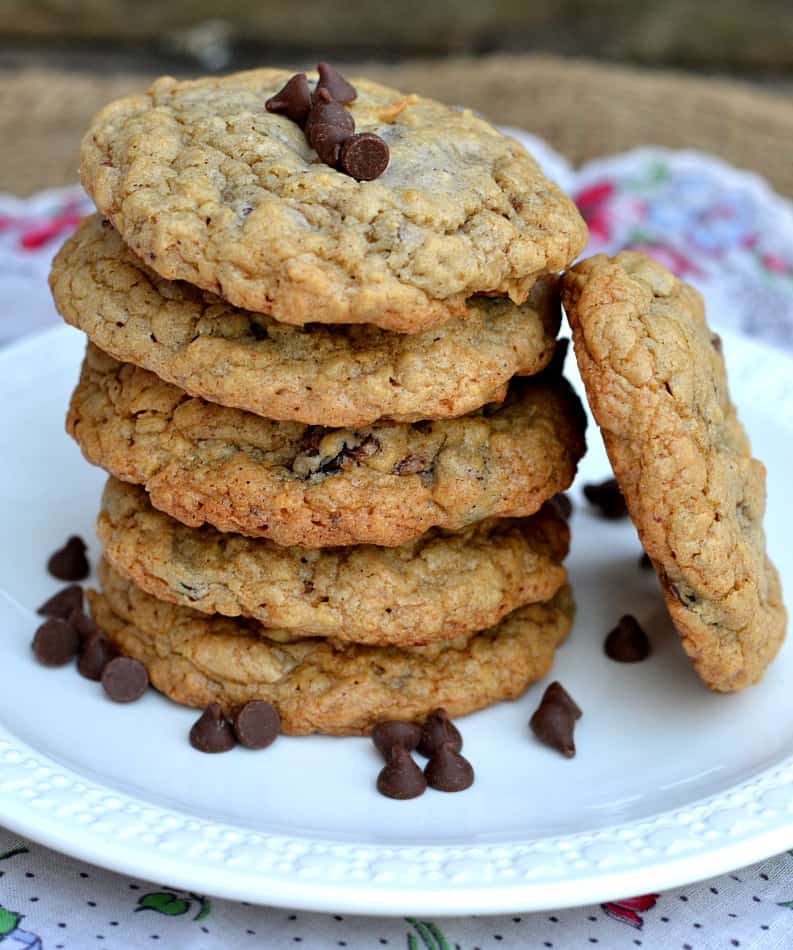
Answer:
[
  {"left": 68, "top": 344, "right": 587, "bottom": 548},
  {"left": 88, "top": 561, "right": 575, "bottom": 735},
  {"left": 80, "top": 69, "right": 587, "bottom": 332},
  {"left": 561, "top": 252, "right": 786, "bottom": 691},
  {"left": 98, "top": 476, "right": 570, "bottom": 646},
  {"left": 51, "top": 215, "right": 561, "bottom": 426}
]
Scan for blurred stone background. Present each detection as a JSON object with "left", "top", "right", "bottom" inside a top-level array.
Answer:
[{"left": 0, "top": 0, "right": 791, "bottom": 78}]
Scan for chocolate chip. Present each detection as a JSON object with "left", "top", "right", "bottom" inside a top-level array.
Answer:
[
  {"left": 543, "top": 681, "right": 582, "bottom": 719},
  {"left": 670, "top": 581, "right": 698, "bottom": 606},
  {"left": 548, "top": 492, "right": 573, "bottom": 521},
  {"left": 250, "top": 322, "right": 269, "bottom": 341},
  {"left": 189, "top": 702, "right": 237, "bottom": 753},
  {"left": 47, "top": 536, "right": 90, "bottom": 581},
  {"left": 32, "top": 618, "right": 79, "bottom": 667},
  {"left": 417, "top": 708, "right": 462, "bottom": 759},
  {"left": 232, "top": 701, "right": 280, "bottom": 749},
  {"left": 70, "top": 609, "right": 98, "bottom": 642},
  {"left": 309, "top": 122, "right": 351, "bottom": 168},
  {"left": 424, "top": 742, "right": 474, "bottom": 792},
  {"left": 530, "top": 682, "right": 582, "bottom": 758},
  {"left": 265, "top": 73, "right": 311, "bottom": 127},
  {"left": 306, "top": 92, "right": 355, "bottom": 147},
  {"left": 316, "top": 62, "right": 357, "bottom": 104},
  {"left": 393, "top": 453, "right": 432, "bottom": 476},
  {"left": 77, "top": 632, "right": 116, "bottom": 681},
  {"left": 711, "top": 332, "right": 723, "bottom": 354},
  {"left": 376, "top": 745, "right": 427, "bottom": 799},
  {"left": 37, "top": 584, "right": 83, "bottom": 618},
  {"left": 639, "top": 552, "right": 653, "bottom": 570},
  {"left": 346, "top": 434, "right": 380, "bottom": 461},
  {"left": 101, "top": 656, "right": 148, "bottom": 703},
  {"left": 371, "top": 720, "right": 422, "bottom": 759},
  {"left": 583, "top": 478, "right": 628, "bottom": 520},
  {"left": 339, "top": 133, "right": 390, "bottom": 181},
  {"left": 604, "top": 615, "right": 652, "bottom": 663},
  {"left": 318, "top": 434, "right": 380, "bottom": 475}
]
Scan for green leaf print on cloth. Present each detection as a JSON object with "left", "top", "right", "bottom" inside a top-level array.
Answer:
[
  {"left": 136, "top": 891, "right": 212, "bottom": 921},
  {"left": 406, "top": 917, "right": 451, "bottom": 950}
]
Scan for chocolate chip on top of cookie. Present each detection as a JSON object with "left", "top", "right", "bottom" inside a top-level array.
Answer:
[
  {"left": 268, "top": 63, "right": 389, "bottom": 179},
  {"left": 265, "top": 72, "right": 311, "bottom": 126}
]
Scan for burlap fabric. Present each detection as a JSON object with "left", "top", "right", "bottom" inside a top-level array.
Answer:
[{"left": 1, "top": 54, "right": 791, "bottom": 197}]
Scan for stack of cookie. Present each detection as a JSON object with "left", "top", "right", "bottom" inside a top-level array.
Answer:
[{"left": 50, "top": 65, "right": 589, "bottom": 735}]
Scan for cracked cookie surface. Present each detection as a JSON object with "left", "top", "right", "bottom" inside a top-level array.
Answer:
[
  {"left": 89, "top": 560, "right": 574, "bottom": 735},
  {"left": 562, "top": 252, "right": 786, "bottom": 691},
  {"left": 51, "top": 214, "right": 561, "bottom": 426},
  {"left": 80, "top": 68, "right": 587, "bottom": 332},
  {"left": 68, "top": 344, "right": 586, "bottom": 548},
  {"left": 98, "top": 476, "right": 569, "bottom": 646}
]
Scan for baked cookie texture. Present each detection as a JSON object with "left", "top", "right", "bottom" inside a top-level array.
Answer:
[
  {"left": 98, "top": 476, "right": 570, "bottom": 646},
  {"left": 89, "top": 560, "right": 575, "bottom": 735},
  {"left": 68, "top": 344, "right": 587, "bottom": 548},
  {"left": 562, "top": 252, "right": 786, "bottom": 691},
  {"left": 80, "top": 69, "right": 587, "bottom": 331},
  {"left": 51, "top": 215, "right": 561, "bottom": 426}
]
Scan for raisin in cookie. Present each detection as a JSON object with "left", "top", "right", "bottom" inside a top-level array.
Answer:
[
  {"left": 80, "top": 69, "right": 587, "bottom": 332},
  {"left": 51, "top": 215, "right": 561, "bottom": 426},
  {"left": 89, "top": 560, "right": 574, "bottom": 735},
  {"left": 98, "top": 476, "right": 569, "bottom": 645},
  {"left": 68, "top": 344, "right": 586, "bottom": 548},
  {"left": 562, "top": 252, "right": 786, "bottom": 691}
]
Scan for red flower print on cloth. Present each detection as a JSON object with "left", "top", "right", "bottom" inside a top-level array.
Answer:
[
  {"left": 601, "top": 893, "right": 660, "bottom": 929},
  {"left": 575, "top": 180, "right": 615, "bottom": 242},
  {"left": 17, "top": 202, "right": 83, "bottom": 250}
]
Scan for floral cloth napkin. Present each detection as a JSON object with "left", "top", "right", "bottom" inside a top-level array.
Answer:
[{"left": 1, "top": 136, "right": 792, "bottom": 949}]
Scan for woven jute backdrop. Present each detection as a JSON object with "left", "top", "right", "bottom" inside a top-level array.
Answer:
[{"left": 2, "top": 53, "right": 792, "bottom": 196}]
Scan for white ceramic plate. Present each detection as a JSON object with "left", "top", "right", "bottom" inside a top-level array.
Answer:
[{"left": 0, "top": 325, "right": 791, "bottom": 916}]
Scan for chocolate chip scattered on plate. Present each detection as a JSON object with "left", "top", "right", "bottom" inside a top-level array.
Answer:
[
  {"left": 232, "top": 700, "right": 280, "bottom": 749},
  {"left": 530, "top": 681, "right": 582, "bottom": 758},
  {"left": 547, "top": 492, "right": 573, "bottom": 521},
  {"left": 190, "top": 702, "right": 237, "bottom": 753},
  {"left": 47, "top": 535, "right": 90, "bottom": 581},
  {"left": 604, "top": 614, "right": 652, "bottom": 663},
  {"left": 101, "top": 656, "right": 148, "bottom": 703},
  {"left": 376, "top": 745, "right": 427, "bottom": 800},
  {"left": 77, "top": 631, "right": 116, "bottom": 681},
  {"left": 417, "top": 708, "right": 462, "bottom": 758},
  {"left": 37, "top": 583, "right": 83, "bottom": 618},
  {"left": 424, "top": 742, "right": 475, "bottom": 793},
  {"left": 583, "top": 477, "right": 628, "bottom": 520},
  {"left": 371, "top": 720, "right": 422, "bottom": 759},
  {"left": 32, "top": 617, "right": 80, "bottom": 667}
]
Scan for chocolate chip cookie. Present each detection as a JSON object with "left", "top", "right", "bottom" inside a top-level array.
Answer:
[
  {"left": 562, "top": 252, "right": 786, "bottom": 691},
  {"left": 68, "top": 344, "right": 587, "bottom": 548},
  {"left": 51, "top": 215, "right": 561, "bottom": 426},
  {"left": 98, "top": 476, "right": 569, "bottom": 646},
  {"left": 80, "top": 69, "right": 587, "bottom": 332},
  {"left": 89, "top": 560, "right": 575, "bottom": 735}
]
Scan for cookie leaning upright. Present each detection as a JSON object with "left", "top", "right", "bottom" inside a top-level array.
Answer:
[
  {"left": 79, "top": 68, "right": 587, "bottom": 331},
  {"left": 561, "top": 252, "right": 786, "bottom": 691}
]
